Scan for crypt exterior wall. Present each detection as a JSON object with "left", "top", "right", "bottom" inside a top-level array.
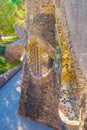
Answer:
[
  {"left": 18, "top": 0, "right": 62, "bottom": 130},
  {"left": 64, "top": 0, "right": 87, "bottom": 81},
  {"left": 17, "top": 0, "right": 87, "bottom": 130},
  {"left": 54, "top": 1, "right": 87, "bottom": 130}
]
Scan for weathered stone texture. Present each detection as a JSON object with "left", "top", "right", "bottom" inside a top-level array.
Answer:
[
  {"left": 14, "top": 24, "right": 28, "bottom": 48},
  {"left": 19, "top": 57, "right": 62, "bottom": 130},
  {"left": 55, "top": 1, "right": 87, "bottom": 130},
  {"left": 64, "top": 0, "right": 87, "bottom": 81},
  {"left": 5, "top": 45, "right": 24, "bottom": 62},
  {"left": 0, "top": 64, "right": 22, "bottom": 89},
  {"left": 18, "top": 0, "right": 62, "bottom": 130},
  {"left": 33, "top": 13, "right": 56, "bottom": 47},
  {"left": 25, "top": 0, "right": 55, "bottom": 41},
  {"left": 34, "top": 36, "right": 55, "bottom": 59},
  {"left": 55, "top": 0, "right": 87, "bottom": 97}
]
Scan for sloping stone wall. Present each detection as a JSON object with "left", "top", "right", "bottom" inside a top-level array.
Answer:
[
  {"left": 19, "top": 56, "right": 62, "bottom": 130},
  {"left": 55, "top": 1, "right": 87, "bottom": 130},
  {"left": 5, "top": 44, "right": 24, "bottom": 62},
  {"left": 18, "top": 0, "right": 62, "bottom": 130},
  {"left": 64, "top": 0, "right": 87, "bottom": 81},
  {"left": 0, "top": 64, "right": 22, "bottom": 89},
  {"left": 18, "top": 0, "right": 87, "bottom": 130}
]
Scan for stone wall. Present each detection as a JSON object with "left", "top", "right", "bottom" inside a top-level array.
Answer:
[
  {"left": 0, "top": 64, "right": 22, "bottom": 89},
  {"left": 33, "top": 13, "right": 56, "bottom": 47},
  {"left": 5, "top": 44, "right": 24, "bottom": 62},
  {"left": 25, "top": 0, "right": 55, "bottom": 40},
  {"left": 18, "top": 0, "right": 87, "bottom": 130},
  {"left": 18, "top": 0, "right": 62, "bottom": 130},
  {"left": 64, "top": 0, "right": 87, "bottom": 81},
  {"left": 55, "top": 1, "right": 87, "bottom": 130},
  {"left": 19, "top": 57, "right": 62, "bottom": 130}
]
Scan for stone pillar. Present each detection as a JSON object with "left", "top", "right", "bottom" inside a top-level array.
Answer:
[{"left": 18, "top": 0, "right": 62, "bottom": 130}]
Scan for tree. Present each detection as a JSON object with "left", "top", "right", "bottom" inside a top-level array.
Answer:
[
  {"left": 11, "top": 0, "right": 23, "bottom": 8},
  {"left": 11, "top": 0, "right": 26, "bottom": 26},
  {"left": 0, "top": 0, "right": 18, "bottom": 36},
  {"left": 0, "top": 0, "right": 25, "bottom": 38}
]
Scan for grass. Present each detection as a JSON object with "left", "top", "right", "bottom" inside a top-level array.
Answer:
[
  {"left": 1, "top": 36, "right": 19, "bottom": 45},
  {"left": 0, "top": 56, "right": 21, "bottom": 75}
]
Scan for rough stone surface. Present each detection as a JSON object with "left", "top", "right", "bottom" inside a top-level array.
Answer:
[
  {"left": 18, "top": 0, "right": 62, "bottom": 130},
  {"left": 33, "top": 13, "right": 56, "bottom": 47},
  {"left": 14, "top": 24, "right": 28, "bottom": 48},
  {"left": 19, "top": 57, "right": 62, "bottom": 130},
  {"left": 5, "top": 44, "right": 24, "bottom": 62},
  {"left": 64, "top": 0, "right": 87, "bottom": 81},
  {"left": 55, "top": 1, "right": 87, "bottom": 130},
  {"left": 17, "top": 0, "right": 87, "bottom": 129}
]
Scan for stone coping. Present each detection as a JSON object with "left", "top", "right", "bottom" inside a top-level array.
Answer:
[{"left": 0, "top": 64, "right": 22, "bottom": 89}]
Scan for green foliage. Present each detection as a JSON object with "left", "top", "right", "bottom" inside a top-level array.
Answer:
[
  {"left": 0, "top": 43, "right": 3, "bottom": 46},
  {"left": 9, "top": 61, "right": 21, "bottom": 68},
  {"left": 17, "top": 8, "right": 26, "bottom": 26},
  {"left": 2, "top": 36, "right": 19, "bottom": 44},
  {"left": 0, "top": 0, "right": 18, "bottom": 36},
  {"left": 0, "top": 56, "right": 21, "bottom": 74},
  {"left": 0, "top": 68, "right": 5, "bottom": 74},
  {"left": 0, "top": 46, "right": 6, "bottom": 55},
  {"left": 0, "top": 57, "right": 6, "bottom": 64},
  {"left": 0, "top": 0, "right": 25, "bottom": 36},
  {"left": 11, "top": 0, "right": 23, "bottom": 8}
]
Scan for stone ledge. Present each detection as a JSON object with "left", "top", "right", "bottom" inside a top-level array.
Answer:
[{"left": 0, "top": 64, "right": 22, "bottom": 89}]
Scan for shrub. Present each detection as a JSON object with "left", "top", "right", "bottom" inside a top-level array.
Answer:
[
  {"left": 0, "top": 46, "right": 6, "bottom": 55},
  {"left": 0, "top": 57, "right": 21, "bottom": 75},
  {"left": 0, "top": 56, "right": 6, "bottom": 64},
  {"left": 0, "top": 68, "right": 5, "bottom": 74}
]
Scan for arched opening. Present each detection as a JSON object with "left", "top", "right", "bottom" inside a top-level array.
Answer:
[{"left": 28, "top": 41, "right": 54, "bottom": 79}]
